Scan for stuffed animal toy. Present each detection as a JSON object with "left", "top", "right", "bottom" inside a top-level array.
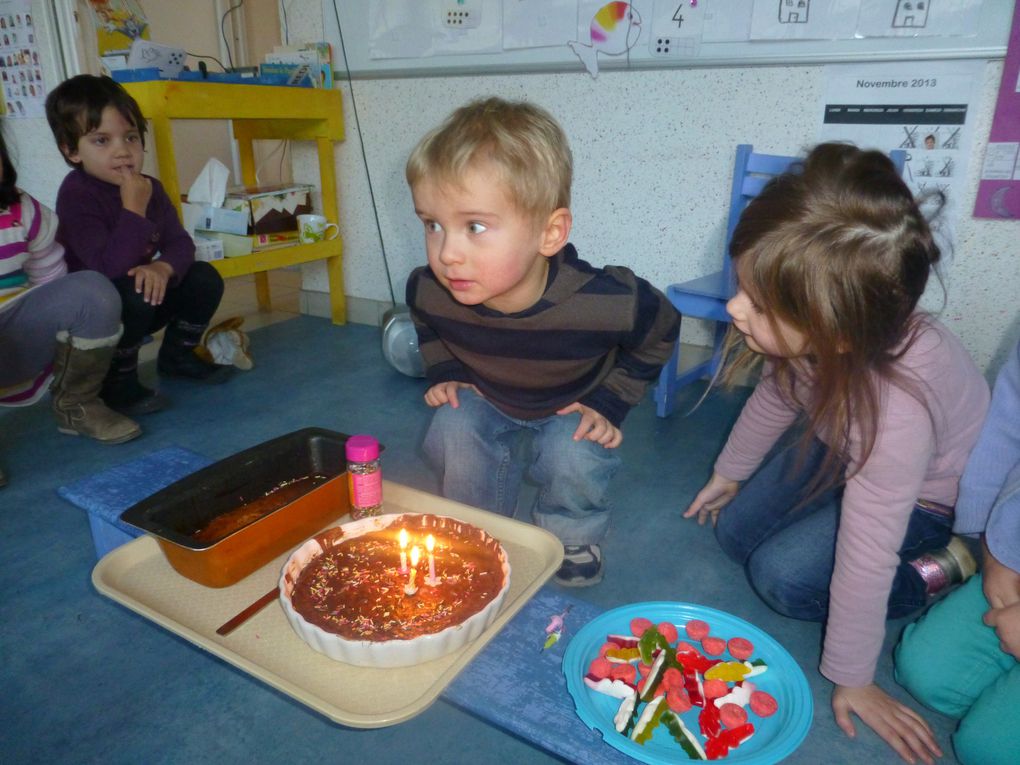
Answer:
[{"left": 196, "top": 316, "right": 253, "bottom": 370}]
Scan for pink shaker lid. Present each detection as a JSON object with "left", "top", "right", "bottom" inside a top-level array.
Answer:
[{"left": 345, "top": 434, "right": 379, "bottom": 462}]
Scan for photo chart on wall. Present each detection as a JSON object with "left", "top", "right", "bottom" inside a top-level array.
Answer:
[
  {"left": 818, "top": 60, "right": 984, "bottom": 264},
  {"left": 0, "top": 0, "right": 41, "bottom": 118}
]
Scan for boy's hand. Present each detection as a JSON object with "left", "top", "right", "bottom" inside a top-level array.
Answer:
[
  {"left": 984, "top": 602, "right": 1020, "bottom": 660},
  {"left": 424, "top": 381, "right": 479, "bottom": 408},
  {"left": 981, "top": 538, "right": 1020, "bottom": 609},
  {"left": 127, "top": 261, "right": 173, "bottom": 305},
  {"left": 117, "top": 168, "right": 152, "bottom": 216},
  {"left": 683, "top": 472, "right": 740, "bottom": 526},
  {"left": 832, "top": 684, "right": 942, "bottom": 765},
  {"left": 556, "top": 403, "right": 622, "bottom": 448}
]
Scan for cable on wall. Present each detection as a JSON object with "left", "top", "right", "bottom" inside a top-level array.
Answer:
[
  {"left": 220, "top": 0, "right": 245, "bottom": 70},
  {"left": 328, "top": 0, "right": 397, "bottom": 308}
]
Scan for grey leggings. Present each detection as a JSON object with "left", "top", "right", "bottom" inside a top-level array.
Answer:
[{"left": 0, "top": 271, "right": 121, "bottom": 388}]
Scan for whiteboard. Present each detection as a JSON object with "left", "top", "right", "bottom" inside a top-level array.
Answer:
[{"left": 322, "top": 0, "right": 1013, "bottom": 80}]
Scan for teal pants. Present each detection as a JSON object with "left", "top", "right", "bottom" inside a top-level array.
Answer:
[{"left": 895, "top": 575, "right": 1020, "bottom": 765}]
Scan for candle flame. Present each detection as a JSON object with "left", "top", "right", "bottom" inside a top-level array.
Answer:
[
  {"left": 399, "top": 528, "right": 408, "bottom": 550},
  {"left": 426, "top": 534, "right": 435, "bottom": 553},
  {"left": 410, "top": 545, "right": 420, "bottom": 567}
]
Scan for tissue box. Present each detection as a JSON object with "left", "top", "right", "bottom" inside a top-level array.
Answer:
[
  {"left": 182, "top": 201, "right": 249, "bottom": 236},
  {"left": 224, "top": 184, "right": 313, "bottom": 235},
  {"left": 202, "top": 232, "right": 254, "bottom": 259},
  {"left": 193, "top": 234, "right": 224, "bottom": 262}
]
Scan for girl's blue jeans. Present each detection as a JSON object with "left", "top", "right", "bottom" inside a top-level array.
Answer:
[
  {"left": 714, "top": 435, "right": 952, "bottom": 622},
  {"left": 423, "top": 389, "right": 621, "bottom": 546}
]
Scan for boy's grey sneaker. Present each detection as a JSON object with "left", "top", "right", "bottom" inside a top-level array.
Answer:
[{"left": 555, "top": 544, "right": 603, "bottom": 587}]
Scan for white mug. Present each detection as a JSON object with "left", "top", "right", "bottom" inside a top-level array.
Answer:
[{"left": 297, "top": 214, "right": 339, "bottom": 244}]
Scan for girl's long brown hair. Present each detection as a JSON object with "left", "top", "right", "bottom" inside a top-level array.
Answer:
[{"left": 725, "top": 142, "right": 941, "bottom": 499}]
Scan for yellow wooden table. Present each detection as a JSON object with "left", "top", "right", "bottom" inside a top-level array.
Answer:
[{"left": 124, "top": 81, "right": 347, "bottom": 324}]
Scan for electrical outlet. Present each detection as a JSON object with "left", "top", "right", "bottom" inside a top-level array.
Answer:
[
  {"left": 649, "top": 36, "right": 700, "bottom": 57},
  {"left": 443, "top": 2, "right": 481, "bottom": 28}
]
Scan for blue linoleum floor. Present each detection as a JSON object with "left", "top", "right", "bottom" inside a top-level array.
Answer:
[{"left": 0, "top": 316, "right": 962, "bottom": 764}]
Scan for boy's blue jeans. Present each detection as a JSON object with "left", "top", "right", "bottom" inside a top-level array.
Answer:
[
  {"left": 423, "top": 389, "right": 621, "bottom": 546},
  {"left": 714, "top": 435, "right": 951, "bottom": 622}
]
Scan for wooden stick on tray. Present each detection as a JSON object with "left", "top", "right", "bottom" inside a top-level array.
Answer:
[{"left": 216, "top": 587, "right": 280, "bottom": 636}]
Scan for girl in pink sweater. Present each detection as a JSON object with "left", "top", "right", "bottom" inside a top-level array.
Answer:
[{"left": 684, "top": 143, "right": 989, "bottom": 765}]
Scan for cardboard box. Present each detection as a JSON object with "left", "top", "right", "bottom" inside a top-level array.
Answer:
[{"left": 224, "top": 184, "right": 314, "bottom": 235}]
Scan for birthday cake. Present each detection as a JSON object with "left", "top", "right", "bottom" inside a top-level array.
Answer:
[{"left": 279, "top": 513, "right": 511, "bottom": 667}]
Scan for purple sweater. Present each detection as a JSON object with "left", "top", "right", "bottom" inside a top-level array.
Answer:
[
  {"left": 715, "top": 316, "right": 989, "bottom": 687},
  {"left": 55, "top": 168, "right": 194, "bottom": 282}
]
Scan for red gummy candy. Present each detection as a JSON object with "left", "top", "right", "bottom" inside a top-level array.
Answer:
[
  {"left": 657, "top": 621, "right": 679, "bottom": 643},
  {"left": 661, "top": 667, "right": 684, "bottom": 690},
  {"left": 719, "top": 722, "right": 755, "bottom": 746},
  {"left": 719, "top": 702, "right": 748, "bottom": 729},
  {"left": 588, "top": 656, "right": 612, "bottom": 679},
  {"left": 598, "top": 642, "right": 616, "bottom": 657},
  {"left": 676, "top": 640, "right": 698, "bottom": 653},
  {"left": 610, "top": 663, "right": 637, "bottom": 684},
  {"left": 705, "top": 736, "right": 729, "bottom": 760},
  {"left": 702, "top": 636, "right": 727, "bottom": 656},
  {"left": 667, "top": 687, "right": 693, "bottom": 713},
  {"left": 699, "top": 701, "right": 722, "bottom": 738},
  {"left": 750, "top": 690, "right": 778, "bottom": 718},
  {"left": 676, "top": 648, "right": 717, "bottom": 675},
  {"left": 630, "top": 617, "right": 654, "bottom": 637},
  {"left": 686, "top": 619, "right": 710, "bottom": 640},
  {"left": 703, "top": 678, "right": 728, "bottom": 699},
  {"left": 728, "top": 636, "right": 754, "bottom": 661}
]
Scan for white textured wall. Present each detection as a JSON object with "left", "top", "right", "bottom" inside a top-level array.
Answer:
[
  {"left": 284, "top": 2, "right": 1017, "bottom": 375},
  {"left": 8, "top": 1, "right": 1019, "bottom": 376}
]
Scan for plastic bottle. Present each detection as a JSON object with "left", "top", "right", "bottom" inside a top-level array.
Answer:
[{"left": 346, "top": 434, "right": 382, "bottom": 519}]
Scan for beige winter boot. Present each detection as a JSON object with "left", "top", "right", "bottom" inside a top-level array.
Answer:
[{"left": 50, "top": 331, "right": 142, "bottom": 444}]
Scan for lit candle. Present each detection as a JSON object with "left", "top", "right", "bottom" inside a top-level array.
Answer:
[
  {"left": 404, "top": 545, "right": 420, "bottom": 596},
  {"left": 398, "top": 528, "right": 409, "bottom": 574},
  {"left": 425, "top": 534, "right": 439, "bottom": 586}
]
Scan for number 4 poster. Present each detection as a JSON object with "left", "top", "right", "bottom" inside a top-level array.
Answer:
[{"left": 818, "top": 60, "right": 984, "bottom": 260}]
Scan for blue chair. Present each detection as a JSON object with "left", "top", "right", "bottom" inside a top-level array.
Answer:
[{"left": 653, "top": 144, "right": 906, "bottom": 417}]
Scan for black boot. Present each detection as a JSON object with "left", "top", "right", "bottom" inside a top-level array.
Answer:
[
  {"left": 158, "top": 320, "right": 232, "bottom": 384},
  {"left": 101, "top": 344, "right": 169, "bottom": 416}
]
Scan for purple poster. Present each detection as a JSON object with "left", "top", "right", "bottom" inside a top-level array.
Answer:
[{"left": 974, "top": 3, "right": 1020, "bottom": 219}]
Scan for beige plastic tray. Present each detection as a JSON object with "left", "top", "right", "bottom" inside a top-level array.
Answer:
[{"left": 92, "top": 481, "right": 563, "bottom": 728}]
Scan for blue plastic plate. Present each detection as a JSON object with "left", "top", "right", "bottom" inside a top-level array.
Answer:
[{"left": 563, "top": 602, "right": 812, "bottom": 764}]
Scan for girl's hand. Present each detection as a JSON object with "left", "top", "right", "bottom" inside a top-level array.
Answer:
[
  {"left": 117, "top": 168, "right": 152, "bottom": 216},
  {"left": 682, "top": 472, "right": 739, "bottom": 526},
  {"left": 424, "top": 381, "right": 478, "bottom": 408},
  {"left": 127, "top": 261, "right": 173, "bottom": 305},
  {"left": 981, "top": 538, "right": 1020, "bottom": 609},
  {"left": 832, "top": 684, "right": 942, "bottom": 765},
  {"left": 984, "top": 601, "right": 1020, "bottom": 660},
  {"left": 556, "top": 403, "right": 622, "bottom": 448}
]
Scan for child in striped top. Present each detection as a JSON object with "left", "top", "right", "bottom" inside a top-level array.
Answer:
[
  {"left": 0, "top": 126, "right": 139, "bottom": 485},
  {"left": 405, "top": 97, "right": 680, "bottom": 586}
]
